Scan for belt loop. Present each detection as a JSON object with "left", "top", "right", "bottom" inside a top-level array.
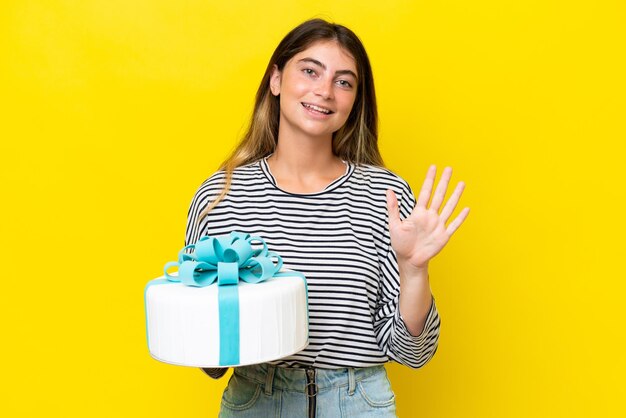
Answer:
[
  {"left": 348, "top": 368, "right": 356, "bottom": 396},
  {"left": 265, "top": 365, "right": 276, "bottom": 396}
]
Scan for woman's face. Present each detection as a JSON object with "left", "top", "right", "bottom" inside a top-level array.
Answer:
[{"left": 270, "top": 40, "right": 358, "bottom": 140}]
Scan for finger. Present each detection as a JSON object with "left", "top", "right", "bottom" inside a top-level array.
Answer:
[
  {"left": 386, "top": 189, "right": 402, "bottom": 227},
  {"left": 440, "top": 181, "right": 465, "bottom": 224},
  {"left": 416, "top": 165, "right": 436, "bottom": 208},
  {"left": 430, "top": 166, "right": 453, "bottom": 212},
  {"left": 446, "top": 207, "right": 470, "bottom": 236}
]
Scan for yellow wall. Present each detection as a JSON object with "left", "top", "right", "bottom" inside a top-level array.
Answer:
[{"left": 2, "top": 1, "right": 624, "bottom": 416}]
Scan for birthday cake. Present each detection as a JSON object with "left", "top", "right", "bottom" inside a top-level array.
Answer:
[{"left": 145, "top": 232, "right": 309, "bottom": 368}]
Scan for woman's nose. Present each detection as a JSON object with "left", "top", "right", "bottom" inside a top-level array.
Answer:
[{"left": 314, "top": 77, "right": 334, "bottom": 99}]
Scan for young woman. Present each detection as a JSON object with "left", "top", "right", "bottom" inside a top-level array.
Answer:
[{"left": 185, "top": 18, "right": 469, "bottom": 417}]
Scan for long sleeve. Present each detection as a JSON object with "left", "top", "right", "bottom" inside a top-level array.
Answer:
[
  {"left": 184, "top": 175, "right": 223, "bottom": 250},
  {"left": 185, "top": 175, "right": 229, "bottom": 380},
  {"left": 200, "top": 367, "right": 228, "bottom": 379},
  {"left": 373, "top": 180, "right": 441, "bottom": 369}
]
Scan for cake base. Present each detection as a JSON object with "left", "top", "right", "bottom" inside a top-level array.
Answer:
[{"left": 145, "top": 273, "right": 308, "bottom": 368}]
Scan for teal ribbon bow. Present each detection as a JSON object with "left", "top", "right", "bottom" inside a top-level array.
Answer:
[
  {"left": 164, "top": 231, "right": 284, "bottom": 287},
  {"left": 161, "top": 231, "right": 305, "bottom": 366}
]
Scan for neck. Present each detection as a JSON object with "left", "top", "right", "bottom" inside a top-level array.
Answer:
[{"left": 268, "top": 128, "right": 343, "bottom": 179}]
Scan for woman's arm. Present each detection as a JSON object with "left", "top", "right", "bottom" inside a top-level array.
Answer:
[
  {"left": 201, "top": 368, "right": 228, "bottom": 379},
  {"left": 398, "top": 263, "right": 432, "bottom": 336},
  {"left": 185, "top": 176, "right": 230, "bottom": 379},
  {"left": 387, "top": 165, "right": 469, "bottom": 332},
  {"left": 374, "top": 242, "right": 440, "bottom": 369}
]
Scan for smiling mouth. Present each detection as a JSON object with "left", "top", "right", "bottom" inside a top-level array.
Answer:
[{"left": 301, "top": 102, "right": 334, "bottom": 115}]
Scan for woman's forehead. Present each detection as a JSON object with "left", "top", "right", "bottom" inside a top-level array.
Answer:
[{"left": 289, "top": 40, "right": 357, "bottom": 74}]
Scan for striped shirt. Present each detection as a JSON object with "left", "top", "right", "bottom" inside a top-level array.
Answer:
[{"left": 185, "top": 154, "right": 440, "bottom": 379}]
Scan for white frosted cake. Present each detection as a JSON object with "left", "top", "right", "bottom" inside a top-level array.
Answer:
[{"left": 145, "top": 271, "right": 308, "bottom": 368}]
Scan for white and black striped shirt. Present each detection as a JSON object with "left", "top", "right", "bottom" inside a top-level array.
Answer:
[{"left": 185, "top": 154, "right": 440, "bottom": 379}]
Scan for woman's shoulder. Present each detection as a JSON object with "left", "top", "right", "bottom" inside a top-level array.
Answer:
[
  {"left": 193, "top": 160, "right": 263, "bottom": 196},
  {"left": 201, "top": 161, "right": 261, "bottom": 187},
  {"left": 352, "top": 162, "right": 413, "bottom": 192}
]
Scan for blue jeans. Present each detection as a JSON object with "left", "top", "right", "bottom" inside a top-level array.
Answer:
[{"left": 218, "top": 363, "right": 397, "bottom": 417}]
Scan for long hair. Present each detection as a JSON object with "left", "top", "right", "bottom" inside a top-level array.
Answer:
[{"left": 197, "top": 18, "right": 384, "bottom": 223}]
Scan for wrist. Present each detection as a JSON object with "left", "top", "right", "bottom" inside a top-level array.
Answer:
[{"left": 398, "top": 258, "right": 429, "bottom": 280}]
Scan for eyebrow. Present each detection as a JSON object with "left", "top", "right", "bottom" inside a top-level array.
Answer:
[{"left": 297, "top": 57, "right": 358, "bottom": 80}]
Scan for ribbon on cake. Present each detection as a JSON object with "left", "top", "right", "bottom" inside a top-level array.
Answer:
[{"left": 162, "top": 231, "right": 305, "bottom": 366}]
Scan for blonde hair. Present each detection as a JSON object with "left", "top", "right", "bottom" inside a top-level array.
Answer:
[{"left": 197, "top": 18, "right": 386, "bottom": 224}]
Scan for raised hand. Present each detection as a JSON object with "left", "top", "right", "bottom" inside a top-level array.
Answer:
[{"left": 386, "top": 165, "right": 470, "bottom": 271}]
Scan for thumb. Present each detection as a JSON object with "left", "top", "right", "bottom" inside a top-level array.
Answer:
[{"left": 386, "top": 189, "right": 402, "bottom": 227}]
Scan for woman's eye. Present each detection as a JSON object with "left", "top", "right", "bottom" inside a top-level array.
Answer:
[
  {"left": 303, "top": 68, "right": 316, "bottom": 76},
  {"left": 337, "top": 80, "right": 352, "bottom": 88}
]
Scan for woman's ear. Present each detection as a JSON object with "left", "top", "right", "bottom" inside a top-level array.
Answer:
[{"left": 270, "top": 65, "right": 281, "bottom": 96}]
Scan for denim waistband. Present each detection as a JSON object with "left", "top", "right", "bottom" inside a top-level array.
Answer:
[{"left": 234, "top": 363, "right": 386, "bottom": 394}]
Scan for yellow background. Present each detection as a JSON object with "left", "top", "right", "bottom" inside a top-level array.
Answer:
[{"left": 1, "top": 0, "right": 624, "bottom": 416}]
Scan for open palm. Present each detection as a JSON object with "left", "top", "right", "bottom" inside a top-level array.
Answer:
[{"left": 386, "top": 165, "right": 470, "bottom": 270}]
